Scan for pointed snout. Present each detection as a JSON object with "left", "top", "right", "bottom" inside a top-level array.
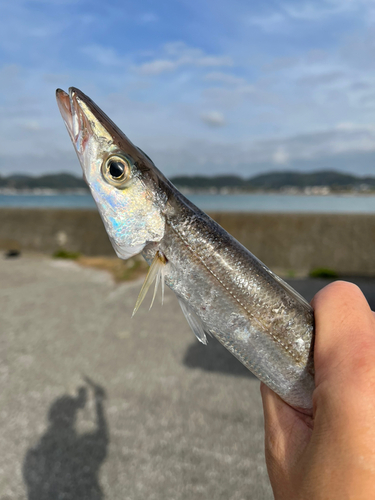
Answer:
[
  {"left": 56, "top": 88, "right": 73, "bottom": 138},
  {"left": 56, "top": 87, "right": 94, "bottom": 155},
  {"left": 56, "top": 87, "right": 154, "bottom": 170}
]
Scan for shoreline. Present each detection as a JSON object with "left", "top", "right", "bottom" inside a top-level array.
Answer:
[{"left": 0, "top": 189, "right": 375, "bottom": 197}]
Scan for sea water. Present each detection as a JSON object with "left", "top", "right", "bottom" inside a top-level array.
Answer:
[{"left": 1, "top": 193, "right": 375, "bottom": 213}]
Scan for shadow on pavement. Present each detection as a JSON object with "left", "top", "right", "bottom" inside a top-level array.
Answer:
[
  {"left": 183, "top": 335, "right": 257, "bottom": 378},
  {"left": 23, "top": 378, "right": 108, "bottom": 500}
]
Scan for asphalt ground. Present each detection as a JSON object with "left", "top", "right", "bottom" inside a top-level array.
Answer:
[{"left": 1, "top": 255, "right": 375, "bottom": 500}]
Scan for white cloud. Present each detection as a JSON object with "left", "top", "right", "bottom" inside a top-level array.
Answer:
[
  {"left": 2, "top": 1, "right": 375, "bottom": 180},
  {"left": 297, "top": 70, "right": 345, "bottom": 86},
  {"left": 141, "top": 125, "right": 375, "bottom": 177},
  {"left": 80, "top": 44, "right": 125, "bottom": 67},
  {"left": 246, "top": 0, "right": 368, "bottom": 33},
  {"left": 201, "top": 111, "right": 225, "bottom": 127},
  {"left": 202, "top": 84, "right": 271, "bottom": 110},
  {"left": 196, "top": 56, "right": 233, "bottom": 67},
  {"left": 137, "top": 59, "right": 177, "bottom": 76},
  {"left": 3, "top": 119, "right": 375, "bottom": 177},
  {"left": 135, "top": 42, "right": 233, "bottom": 76},
  {"left": 282, "top": 1, "right": 355, "bottom": 21},
  {"left": 335, "top": 122, "right": 375, "bottom": 131},
  {"left": 21, "top": 120, "right": 41, "bottom": 131},
  {"left": 246, "top": 12, "right": 286, "bottom": 32},
  {"left": 273, "top": 146, "right": 289, "bottom": 165}
]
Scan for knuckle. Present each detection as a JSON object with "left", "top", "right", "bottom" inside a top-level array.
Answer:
[{"left": 325, "top": 280, "right": 362, "bottom": 298}]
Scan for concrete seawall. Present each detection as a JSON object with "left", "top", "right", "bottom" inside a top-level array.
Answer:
[{"left": 1, "top": 208, "right": 375, "bottom": 275}]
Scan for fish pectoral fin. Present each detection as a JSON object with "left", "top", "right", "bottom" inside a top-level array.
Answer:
[
  {"left": 178, "top": 298, "right": 211, "bottom": 345},
  {"left": 132, "top": 251, "right": 166, "bottom": 317}
]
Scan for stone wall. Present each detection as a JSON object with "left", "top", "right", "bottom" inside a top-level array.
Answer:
[{"left": 1, "top": 208, "right": 374, "bottom": 275}]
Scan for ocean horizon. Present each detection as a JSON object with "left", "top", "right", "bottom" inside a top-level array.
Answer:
[{"left": 1, "top": 192, "right": 375, "bottom": 213}]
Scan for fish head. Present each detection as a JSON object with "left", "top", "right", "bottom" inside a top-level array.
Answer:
[{"left": 56, "top": 87, "right": 167, "bottom": 259}]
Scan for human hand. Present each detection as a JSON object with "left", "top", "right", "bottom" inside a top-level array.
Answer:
[
  {"left": 83, "top": 376, "right": 107, "bottom": 400},
  {"left": 261, "top": 281, "right": 375, "bottom": 500}
]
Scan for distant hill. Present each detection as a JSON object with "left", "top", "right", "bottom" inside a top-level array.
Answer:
[
  {"left": 171, "top": 175, "right": 245, "bottom": 189},
  {"left": 248, "top": 170, "right": 375, "bottom": 190},
  {"left": 0, "top": 173, "right": 87, "bottom": 190},
  {"left": 171, "top": 170, "right": 375, "bottom": 191},
  {"left": 0, "top": 170, "right": 374, "bottom": 192}
]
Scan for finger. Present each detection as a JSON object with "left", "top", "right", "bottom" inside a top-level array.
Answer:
[
  {"left": 261, "top": 384, "right": 312, "bottom": 468},
  {"left": 311, "top": 281, "right": 375, "bottom": 388}
]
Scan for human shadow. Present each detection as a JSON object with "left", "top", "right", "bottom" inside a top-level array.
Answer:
[
  {"left": 183, "top": 335, "right": 256, "bottom": 378},
  {"left": 23, "top": 378, "right": 108, "bottom": 500}
]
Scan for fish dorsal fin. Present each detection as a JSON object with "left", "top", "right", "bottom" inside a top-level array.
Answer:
[
  {"left": 132, "top": 251, "right": 166, "bottom": 317},
  {"left": 178, "top": 298, "right": 211, "bottom": 345}
]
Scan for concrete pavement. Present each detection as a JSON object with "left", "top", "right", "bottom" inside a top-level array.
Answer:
[{"left": 1, "top": 255, "right": 375, "bottom": 499}]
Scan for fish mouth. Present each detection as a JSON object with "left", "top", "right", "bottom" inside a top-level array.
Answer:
[
  {"left": 56, "top": 87, "right": 164, "bottom": 183},
  {"left": 56, "top": 88, "right": 73, "bottom": 137},
  {"left": 56, "top": 88, "right": 96, "bottom": 155},
  {"left": 56, "top": 87, "right": 134, "bottom": 156}
]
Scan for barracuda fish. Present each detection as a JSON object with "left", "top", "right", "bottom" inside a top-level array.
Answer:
[{"left": 56, "top": 87, "right": 315, "bottom": 411}]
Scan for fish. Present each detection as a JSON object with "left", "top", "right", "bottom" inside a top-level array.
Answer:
[{"left": 56, "top": 87, "right": 315, "bottom": 411}]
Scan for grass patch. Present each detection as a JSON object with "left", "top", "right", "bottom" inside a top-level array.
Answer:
[
  {"left": 53, "top": 249, "right": 81, "bottom": 260},
  {"left": 77, "top": 255, "right": 148, "bottom": 282},
  {"left": 309, "top": 267, "right": 339, "bottom": 279}
]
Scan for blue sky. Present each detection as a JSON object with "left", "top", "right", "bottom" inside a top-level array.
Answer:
[{"left": 1, "top": 0, "right": 375, "bottom": 177}]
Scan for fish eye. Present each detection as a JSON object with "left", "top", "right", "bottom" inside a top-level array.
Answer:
[
  {"left": 109, "top": 160, "right": 125, "bottom": 178},
  {"left": 102, "top": 154, "right": 131, "bottom": 187}
]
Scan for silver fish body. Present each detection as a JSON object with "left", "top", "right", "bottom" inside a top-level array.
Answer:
[{"left": 56, "top": 87, "right": 315, "bottom": 411}]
